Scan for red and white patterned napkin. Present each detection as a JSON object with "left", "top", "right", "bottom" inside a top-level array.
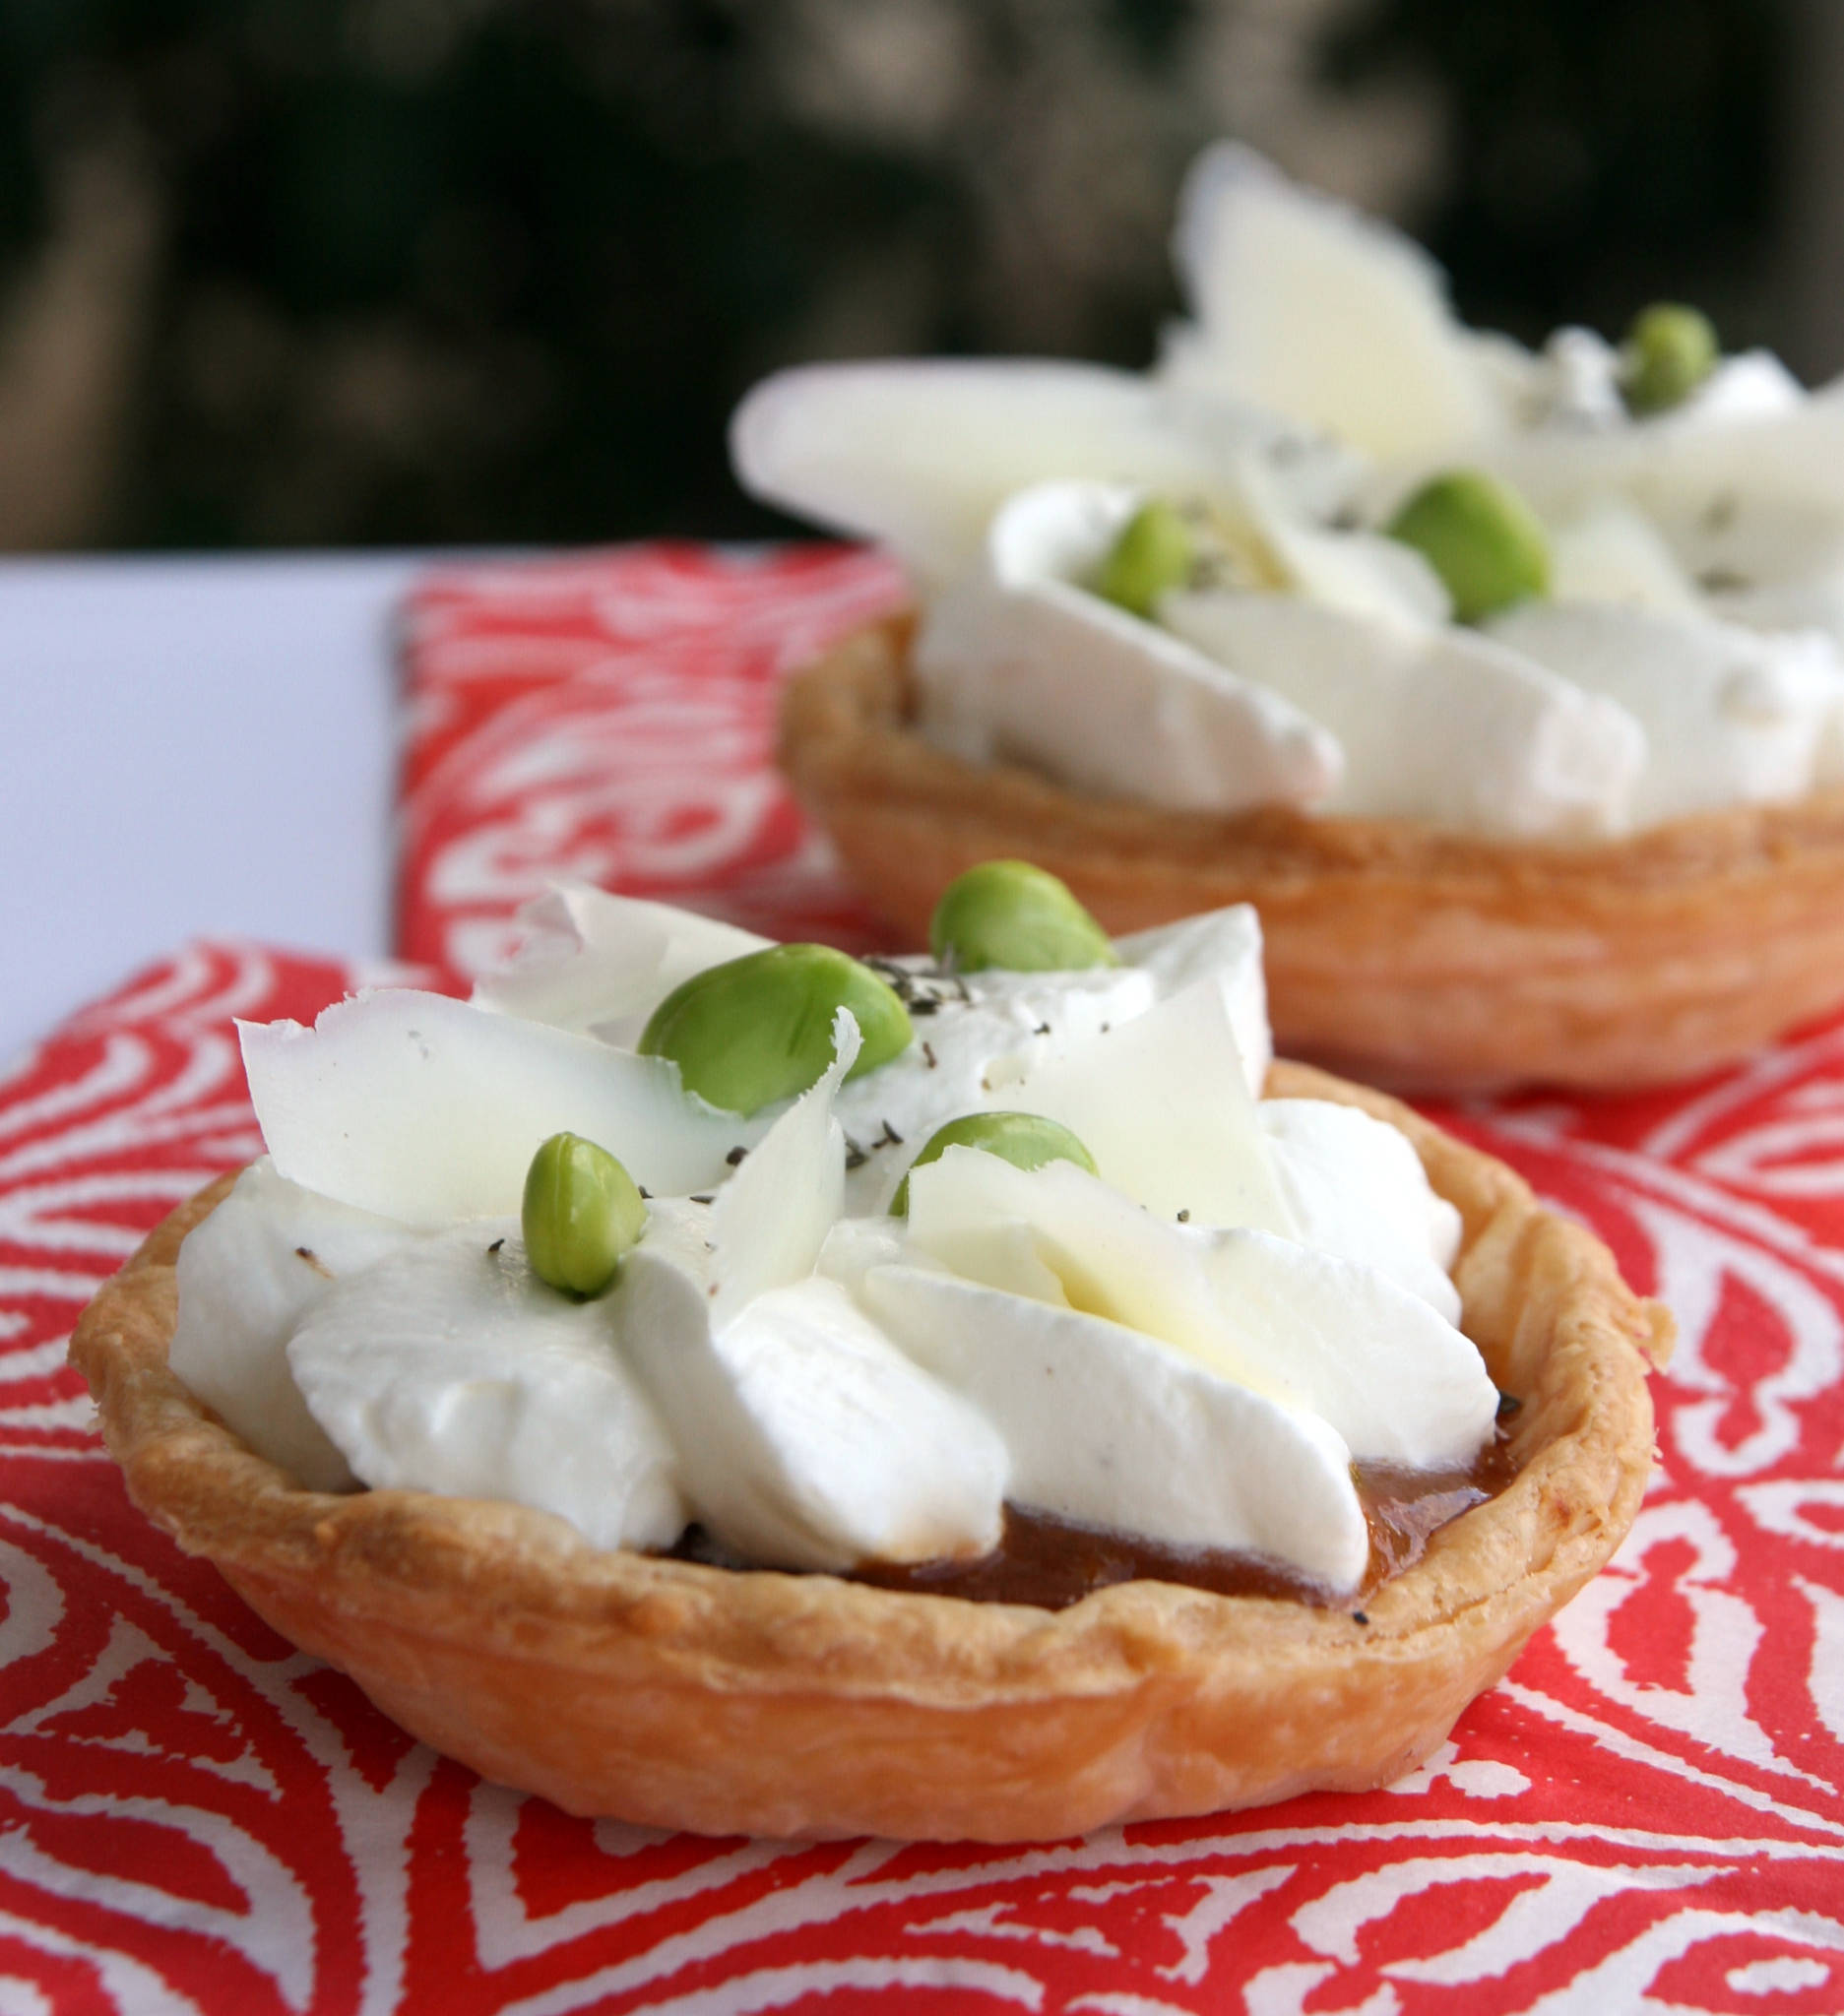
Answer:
[{"left": 5, "top": 545, "right": 1841, "bottom": 2012}]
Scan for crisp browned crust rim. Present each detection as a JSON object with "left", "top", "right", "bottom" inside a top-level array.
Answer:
[
  {"left": 778, "top": 616, "right": 1844, "bottom": 1091},
  {"left": 69, "top": 1063, "right": 1671, "bottom": 1842}
]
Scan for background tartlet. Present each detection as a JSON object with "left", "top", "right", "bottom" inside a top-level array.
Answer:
[
  {"left": 70, "top": 1062, "right": 1671, "bottom": 1843},
  {"left": 743, "top": 149, "right": 1844, "bottom": 1092},
  {"left": 781, "top": 616, "right": 1844, "bottom": 1092}
]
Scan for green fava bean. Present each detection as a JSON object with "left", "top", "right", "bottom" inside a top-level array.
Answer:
[
  {"left": 522, "top": 1132, "right": 648, "bottom": 1298},
  {"left": 638, "top": 943, "right": 912, "bottom": 1115},
  {"left": 1621, "top": 302, "right": 1718, "bottom": 416},
  {"left": 1094, "top": 498, "right": 1194, "bottom": 619},
  {"left": 929, "top": 860, "right": 1117, "bottom": 974},
  {"left": 1385, "top": 469, "right": 1551, "bottom": 624},
  {"left": 891, "top": 1110, "right": 1098, "bottom": 1217}
]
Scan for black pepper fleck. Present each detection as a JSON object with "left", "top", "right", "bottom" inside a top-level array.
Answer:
[
  {"left": 1353, "top": 1610, "right": 1369, "bottom": 1626},
  {"left": 726, "top": 1146, "right": 748, "bottom": 1166},
  {"left": 1176, "top": 1210, "right": 1190, "bottom": 1223},
  {"left": 486, "top": 1238, "right": 504, "bottom": 1255},
  {"left": 922, "top": 1041, "right": 937, "bottom": 1069},
  {"left": 690, "top": 1193, "right": 715, "bottom": 1206}
]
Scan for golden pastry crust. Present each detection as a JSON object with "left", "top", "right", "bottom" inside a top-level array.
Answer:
[
  {"left": 779, "top": 616, "right": 1844, "bottom": 1090},
  {"left": 70, "top": 1066, "right": 1671, "bottom": 1842}
]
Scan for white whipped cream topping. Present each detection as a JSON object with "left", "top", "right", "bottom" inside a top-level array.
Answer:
[
  {"left": 1486, "top": 603, "right": 1844, "bottom": 824},
  {"left": 734, "top": 144, "right": 1844, "bottom": 840},
  {"left": 1160, "top": 573, "right": 1645, "bottom": 839},
  {"left": 287, "top": 1223, "right": 685, "bottom": 1551},
  {"left": 896, "top": 1146, "right": 1483, "bottom": 1459},
  {"left": 169, "top": 1160, "right": 419, "bottom": 1493},
  {"left": 907, "top": 455, "right": 1844, "bottom": 835},
  {"left": 861, "top": 1264, "right": 1370, "bottom": 1586},
  {"left": 1258, "top": 1099, "right": 1462, "bottom": 1325},
  {"left": 181, "top": 895, "right": 1495, "bottom": 1594},
  {"left": 620, "top": 1254, "right": 1008, "bottom": 1571},
  {"left": 914, "top": 480, "right": 1343, "bottom": 815}
]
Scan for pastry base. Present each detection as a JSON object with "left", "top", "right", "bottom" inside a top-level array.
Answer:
[
  {"left": 779, "top": 616, "right": 1844, "bottom": 1091},
  {"left": 71, "top": 1065, "right": 1670, "bottom": 1842}
]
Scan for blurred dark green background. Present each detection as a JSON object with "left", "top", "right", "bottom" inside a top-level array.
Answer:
[{"left": 0, "top": 0, "right": 1827, "bottom": 551}]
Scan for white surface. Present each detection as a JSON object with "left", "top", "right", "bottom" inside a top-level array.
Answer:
[{"left": 0, "top": 553, "right": 423, "bottom": 1063}]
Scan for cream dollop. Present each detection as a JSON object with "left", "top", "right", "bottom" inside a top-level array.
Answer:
[
  {"left": 169, "top": 1160, "right": 419, "bottom": 1493},
  {"left": 913, "top": 480, "right": 1342, "bottom": 816},
  {"left": 287, "top": 1224, "right": 685, "bottom": 1552}
]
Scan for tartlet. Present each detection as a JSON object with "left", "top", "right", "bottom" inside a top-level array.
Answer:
[
  {"left": 781, "top": 615, "right": 1844, "bottom": 1092},
  {"left": 70, "top": 1060, "right": 1670, "bottom": 1844},
  {"left": 742, "top": 146, "right": 1844, "bottom": 1093}
]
